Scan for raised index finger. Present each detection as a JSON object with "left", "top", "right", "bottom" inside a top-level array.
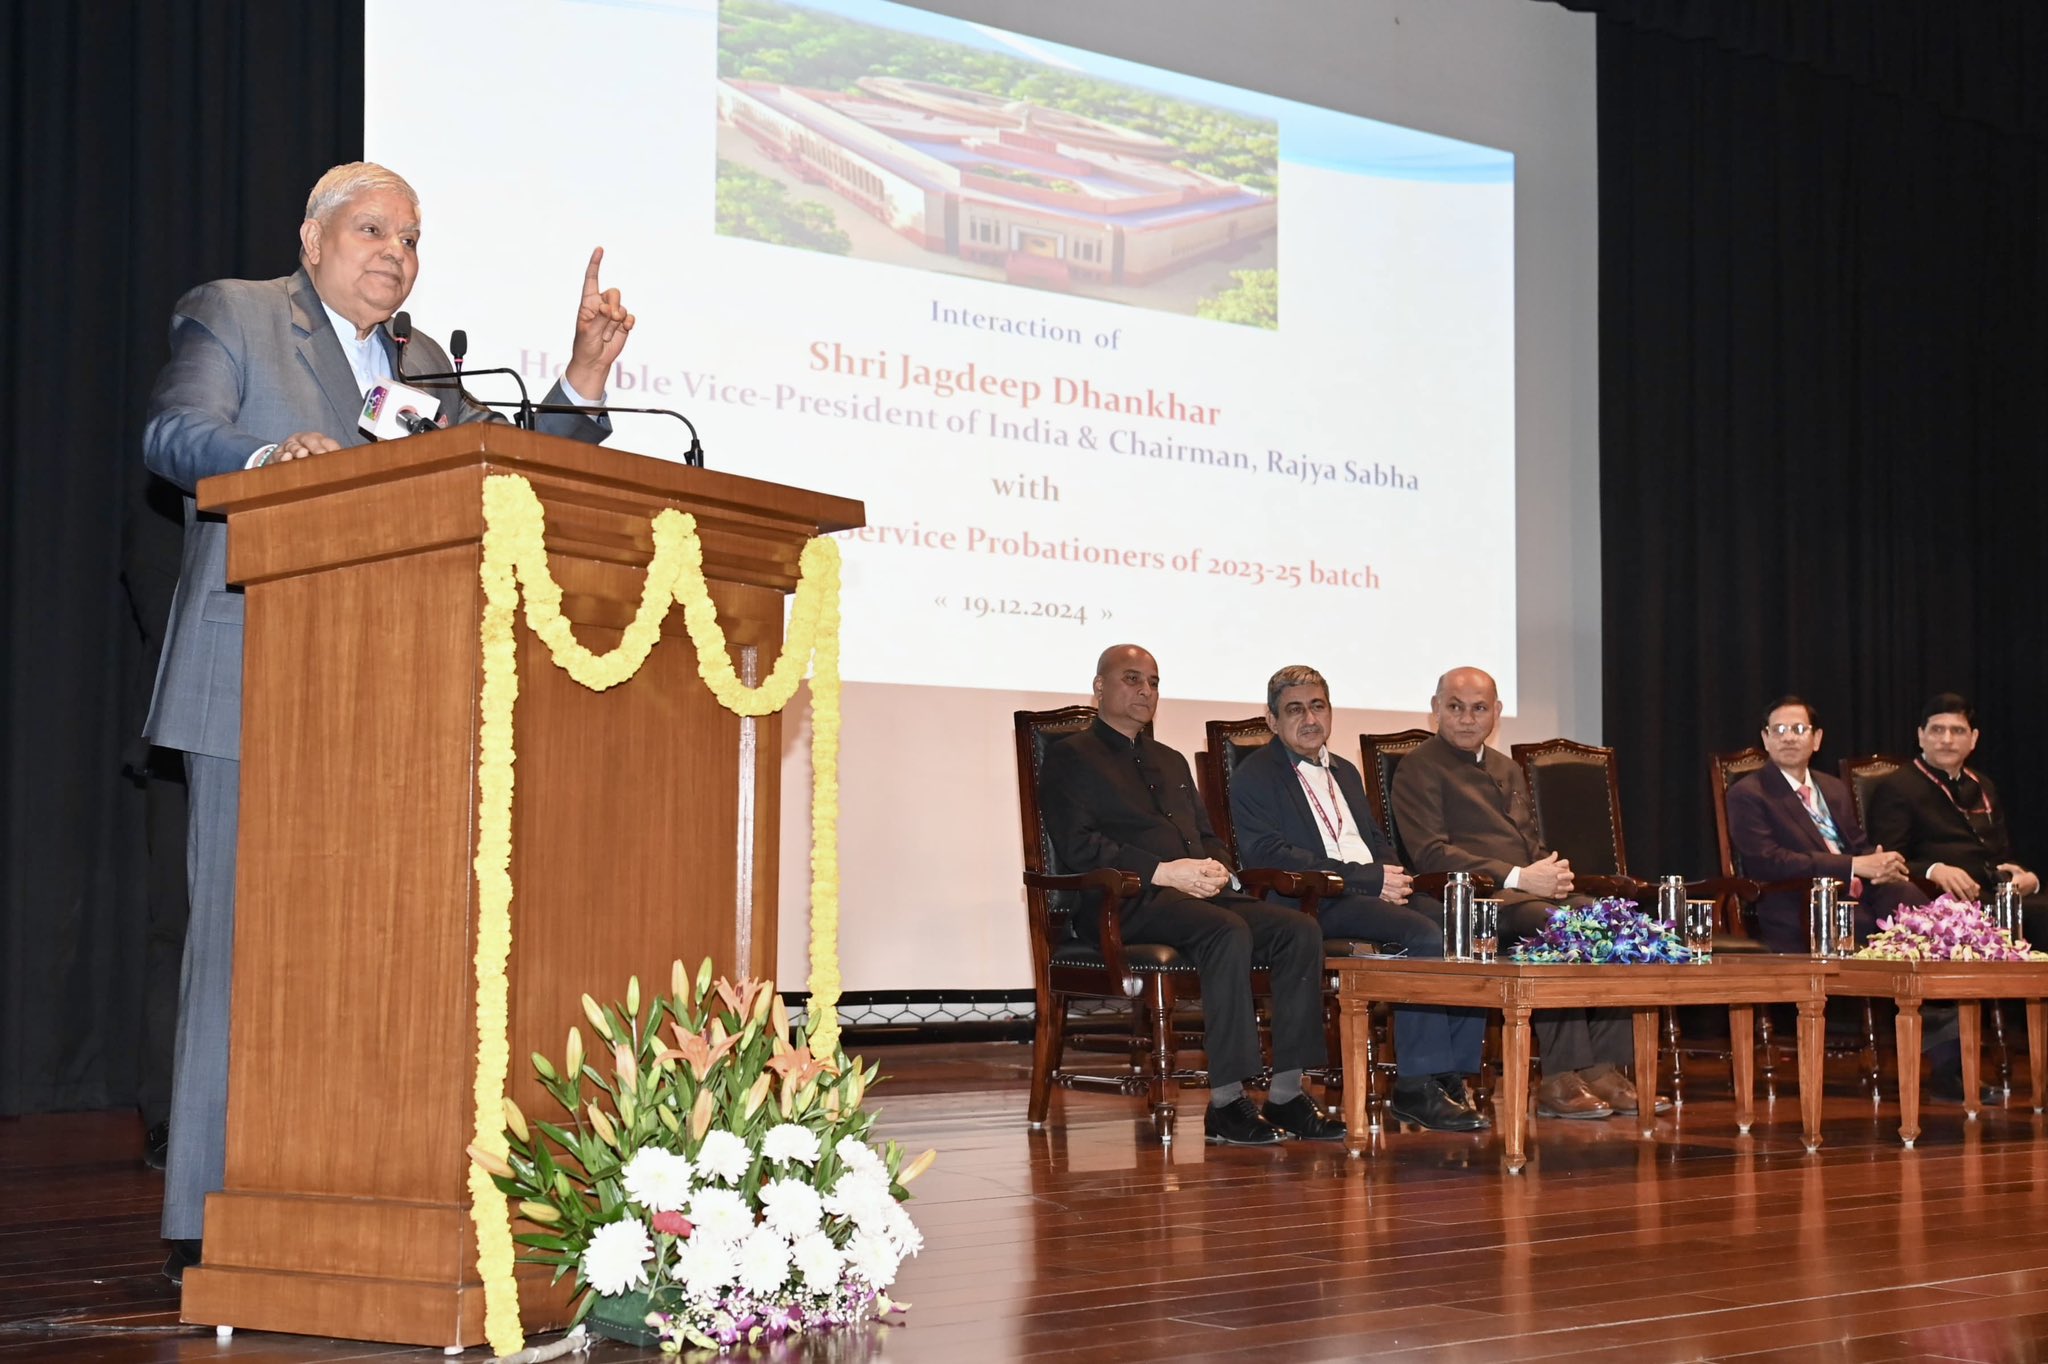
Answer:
[{"left": 582, "top": 246, "right": 605, "bottom": 295}]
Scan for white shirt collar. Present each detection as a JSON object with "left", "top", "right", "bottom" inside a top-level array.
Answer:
[
  {"left": 320, "top": 298, "right": 383, "bottom": 346},
  {"left": 1777, "top": 765, "right": 1814, "bottom": 793}
]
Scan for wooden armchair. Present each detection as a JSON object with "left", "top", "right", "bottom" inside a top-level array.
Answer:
[
  {"left": 1839, "top": 752, "right": 1908, "bottom": 831},
  {"left": 1507, "top": 738, "right": 1653, "bottom": 901},
  {"left": 1015, "top": 706, "right": 1272, "bottom": 1144}
]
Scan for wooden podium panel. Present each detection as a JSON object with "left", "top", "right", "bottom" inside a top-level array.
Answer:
[{"left": 176, "top": 427, "right": 862, "bottom": 1347}]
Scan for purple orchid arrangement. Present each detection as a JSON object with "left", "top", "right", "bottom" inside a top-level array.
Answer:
[
  {"left": 1511, "top": 898, "right": 1693, "bottom": 965},
  {"left": 1857, "top": 894, "right": 2038, "bottom": 962}
]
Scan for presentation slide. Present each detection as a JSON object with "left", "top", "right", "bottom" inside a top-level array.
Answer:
[{"left": 367, "top": 0, "right": 1519, "bottom": 711}]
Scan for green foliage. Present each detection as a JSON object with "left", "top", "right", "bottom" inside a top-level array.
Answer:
[
  {"left": 718, "top": 0, "right": 1278, "bottom": 192},
  {"left": 716, "top": 159, "right": 854, "bottom": 254},
  {"left": 1195, "top": 268, "right": 1279, "bottom": 330}
]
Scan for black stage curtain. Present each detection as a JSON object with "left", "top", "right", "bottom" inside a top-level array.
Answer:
[
  {"left": 1564, "top": 0, "right": 2048, "bottom": 879},
  {"left": 0, "top": 2, "right": 361, "bottom": 1114}
]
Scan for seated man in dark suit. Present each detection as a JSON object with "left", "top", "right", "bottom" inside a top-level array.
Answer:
[
  {"left": 1391, "top": 666, "right": 1648, "bottom": 1121},
  {"left": 1229, "top": 665, "right": 1486, "bottom": 1132},
  {"left": 1864, "top": 691, "right": 2039, "bottom": 1101},
  {"left": 1039, "top": 644, "right": 1345, "bottom": 1146},
  {"left": 1725, "top": 694, "right": 1923, "bottom": 951},
  {"left": 1866, "top": 692, "right": 2043, "bottom": 923}
]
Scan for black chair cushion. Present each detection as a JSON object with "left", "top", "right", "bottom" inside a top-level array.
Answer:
[{"left": 1050, "top": 939, "right": 1198, "bottom": 973}]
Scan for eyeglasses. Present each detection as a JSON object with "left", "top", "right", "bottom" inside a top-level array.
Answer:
[
  {"left": 1765, "top": 723, "right": 1815, "bottom": 737},
  {"left": 1923, "top": 723, "right": 1973, "bottom": 738}
]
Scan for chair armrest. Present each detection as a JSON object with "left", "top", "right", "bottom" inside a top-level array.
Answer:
[
  {"left": 1024, "top": 868, "right": 1145, "bottom": 972},
  {"left": 1239, "top": 867, "right": 1346, "bottom": 913},
  {"left": 1684, "top": 876, "right": 1761, "bottom": 904},
  {"left": 1684, "top": 877, "right": 1762, "bottom": 936},
  {"left": 1577, "top": 875, "right": 1652, "bottom": 901},
  {"left": 1413, "top": 871, "right": 1496, "bottom": 899}
]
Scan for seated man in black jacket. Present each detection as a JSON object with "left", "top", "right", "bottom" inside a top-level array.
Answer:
[
  {"left": 1229, "top": 665, "right": 1487, "bottom": 1132},
  {"left": 1866, "top": 691, "right": 2040, "bottom": 1102},
  {"left": 1866, "top": 693, "right": 2043, "bottom": 925},
  {"left": 1039, "top": 644, "right": 1344, "bottom": 1146}
]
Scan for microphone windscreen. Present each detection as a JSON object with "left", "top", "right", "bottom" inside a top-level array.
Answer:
[
  {"left": 391, "top": 311, "right": 412, "bottom": 345},
  {"left": 450, "top": 329, "right": 468, "bottom": 362}
]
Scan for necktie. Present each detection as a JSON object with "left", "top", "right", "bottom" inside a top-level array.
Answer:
[{"left": 1800, "top": 784, "right": 1861, "bottom": 894}]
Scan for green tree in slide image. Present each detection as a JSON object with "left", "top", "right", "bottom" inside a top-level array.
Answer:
[
  {"left": 718, "top": 0, "right": 1279, "bottom": 193},
  {"left": 1196, "top": 269, "right": 1278, "bottom": 329},
  {"left": 716, "top": 160, "right": 853, "bottom": 254}
]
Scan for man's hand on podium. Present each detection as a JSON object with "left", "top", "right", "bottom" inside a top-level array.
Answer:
[{"left": 274, "top": 431, "right": 342, "bottom": 462}]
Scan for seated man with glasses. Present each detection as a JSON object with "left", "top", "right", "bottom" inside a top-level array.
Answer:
[
  {"left": 1725, "top": 695, "right": 1923, "bottom": 953},
  {"left": 1229, "top": 664, "right": 1488, "bottom": 1132}
]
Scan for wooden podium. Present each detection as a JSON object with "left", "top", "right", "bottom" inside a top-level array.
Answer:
[{"left": 176, "top": 426, "right": 863, "bottom": 1348}]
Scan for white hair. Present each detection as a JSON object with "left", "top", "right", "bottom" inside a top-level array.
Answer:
[{"left": 302, "top": 161, "right": 418, "bottom": 226}]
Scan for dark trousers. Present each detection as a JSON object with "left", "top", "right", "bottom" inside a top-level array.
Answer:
[
  {"left": 1318, "top": 893, "right": 1484, "bottom": 1076},
  {"left": 163, "top": 752, "right": 237, "bottom": 1240},
  {"left": 1504, "top": 899, "right": 1633, "bottom": 1075},
  {"left": 1102, "top": 890, "right": 1327, "bottom": 1087},
  {"left": 139, "top": 753, "right": 190, "bottom": 1129}
]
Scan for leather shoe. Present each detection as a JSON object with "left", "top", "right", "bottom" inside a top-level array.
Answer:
[
  {"left": 1261, "top": 1092, "right": 1346, "bottom": 1142},
  {"left": 1388, "top": 1078, "right": 1485, "bottom": 1132},
  {"left": 1535, "top": 1071, "right": 1614, "bottom": 1120},
  {"left": 162, "top": 1239, "right": 202, "bottom": 1286},
  {"left": 143, "top": 1121, "right": 169, "bottom": 1172},
  {"left": 1205, "top": 1095, "right": 1284, "bottom": 1145},
  {"left": 1436, "top": 1075, "right": 1492, "bottom": 1130},
  {"left": 1583, "top": 1064, "right": 1671, "bottom": 1116}
]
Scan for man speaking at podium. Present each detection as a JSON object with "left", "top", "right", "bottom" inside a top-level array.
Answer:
[{"left": 140, "top": 161, "right": 634, "bottom": 1283}]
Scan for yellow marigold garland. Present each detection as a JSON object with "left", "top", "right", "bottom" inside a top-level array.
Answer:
[{"left": 468, "top": 473, "right": 843, "bottom": 1356}]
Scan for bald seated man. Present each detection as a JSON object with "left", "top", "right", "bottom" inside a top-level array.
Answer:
[
  {"left": 1391, "top": 666, "right": 1654, "bottom": 1121},
  {"left": 1038, "top": 645, "right": 1344, "bottom": 1145}
]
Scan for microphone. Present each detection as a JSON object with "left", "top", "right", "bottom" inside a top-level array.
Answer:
[
  {"left": 450, "top": 329, "right": 468, "bottom": 371},
  {"left": 359, "top": 381, "right": 444, "bottom": 440},
  {"left": 406, "top": 360, "right": 534, "bottom": 430},
  {"left": 390, "top": 311, "right": 413, "bottom": 377},
  {"left": 470, "top": 398, "right": 707, "bottom": 467}
]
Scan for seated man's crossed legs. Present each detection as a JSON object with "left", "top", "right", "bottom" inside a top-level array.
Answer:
[
  {"left": 1318, "top": 894, "right": 1488, "bottom": 1131},
  {"left": 1115, "top": 890, "right": 1346, "bottom": 1145}
]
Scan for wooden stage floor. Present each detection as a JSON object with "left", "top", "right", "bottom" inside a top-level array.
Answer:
[{"left": 8, "top": 1039, "right": 2048, "bottom": 1362}]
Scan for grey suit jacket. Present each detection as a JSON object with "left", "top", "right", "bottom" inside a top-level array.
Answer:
[
  {"left": 1390, "top": 731, "right": 1547, "bottom": 884},
  {"left": 142, "top": 268, "right": 609, "bottom": 759}
]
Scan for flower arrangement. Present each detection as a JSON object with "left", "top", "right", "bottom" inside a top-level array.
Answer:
[
  {"left": 1856, "top": 895, "right": 2039, "bottom": 962},
  {"left": 468, "top": 960, "right": 933, "bottom": 1354},
  {"left": 1511, "top": 898, "right": 1694, "bottom": 964}
]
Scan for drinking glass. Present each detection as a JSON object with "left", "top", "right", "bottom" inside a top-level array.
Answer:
[
  {"left": 1472, "top": 899, "right": 1501, "bottom": 962},
  {"left": 1684, "top": 899, "right": 1716, "bottom": 963}
]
